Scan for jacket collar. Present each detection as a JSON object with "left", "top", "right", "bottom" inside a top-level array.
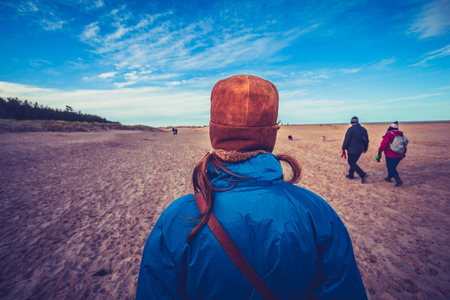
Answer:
[
  {"left": 390, "top": 130, "right": 404, "bottom": 136},
  {"left": 207, "top": 153, "right": 284, "bottom": 188}
]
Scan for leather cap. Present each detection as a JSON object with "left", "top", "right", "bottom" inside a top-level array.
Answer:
[{"left": 210, "top": 75, "right": 279, "bottom": 152}]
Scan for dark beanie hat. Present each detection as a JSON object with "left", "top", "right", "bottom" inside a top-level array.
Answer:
[
  {"left": 351, "top": 116, "right": 359, "bottom": 124},
  {"left": 209, "top": 75, "right": 279, "bottom": 152}
]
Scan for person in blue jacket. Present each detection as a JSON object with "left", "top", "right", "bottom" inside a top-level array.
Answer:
[{"left": 136, "top": 75, "right": 367, "bottom": 299}]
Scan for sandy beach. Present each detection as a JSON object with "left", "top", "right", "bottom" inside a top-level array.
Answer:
[{"left": 0, "top": 122, "right": 449, "bottom": 299}]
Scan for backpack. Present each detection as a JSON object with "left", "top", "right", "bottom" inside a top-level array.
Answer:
[
  {"left": 356, "top": 125, "right": 368, "bottom": 149},
  {"left": 390, "top": 133, "right": 409, "bottom": 154}
]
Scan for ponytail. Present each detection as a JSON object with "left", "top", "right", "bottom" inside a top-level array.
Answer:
[
  {"left": 187, "top": 153, "right": 231, "bottom": 244},
  {"left": 275, "top": 154, "right": 302, "bottom": 184}
]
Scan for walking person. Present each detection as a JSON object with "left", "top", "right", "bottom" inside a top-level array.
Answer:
[
  {"left": 136, "top": 75, "right": 367, "bottom": 299},
  {"left": 376, "top": 121, "right": 408, "bottom": 186},
  {"left": 341, "top": 116, "right": 369, "bottom": 183}
]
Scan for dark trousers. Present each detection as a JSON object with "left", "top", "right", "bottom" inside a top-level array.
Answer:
[
  {"left": 347, "top": 153, "right": 366, "bottom": 178},
  {"left": 386, "top": 156, "right": 403, "bottom": 177}
]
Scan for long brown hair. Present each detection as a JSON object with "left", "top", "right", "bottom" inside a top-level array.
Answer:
[{"left": 187, "top": 152, "right": 302, "bottom": 244}]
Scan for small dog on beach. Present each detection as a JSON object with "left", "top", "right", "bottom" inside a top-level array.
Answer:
[{"left": 288, "top": 135, "right": 293, "bottom": 141}]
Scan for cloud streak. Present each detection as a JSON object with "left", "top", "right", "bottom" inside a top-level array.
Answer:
[
  {"left": 409, "top": 0, "right": 450, "bottom": 39},
  {"left": 413, "top": 44, "right": 450, "bottom": 66},
  {"left": 339, "top": 68, "right": 361, "bottom": 74},
  {"left": 40, "top": 19, "right": 66, "bottom": 31},
  {"left": 373, "top": 58, "right": 397, "bottom": 69},
  {"left": 380, "top": 93, "right": 446, "bottom": 103}
]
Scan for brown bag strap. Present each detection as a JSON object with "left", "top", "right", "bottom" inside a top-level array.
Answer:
[{"left": 194, "top": 193, "right": 281, "bottom": 300}]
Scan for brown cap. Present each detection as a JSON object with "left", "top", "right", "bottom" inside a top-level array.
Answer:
[{"left": 210, "top": 75, "right": 279, "bottom": 152}]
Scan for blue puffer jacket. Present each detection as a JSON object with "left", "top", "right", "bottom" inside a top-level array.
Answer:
[{"left": 136, "top": 153, "right": 367, "bottom": 299}]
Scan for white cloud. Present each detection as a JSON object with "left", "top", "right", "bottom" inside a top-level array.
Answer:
[
  {"left": 124, "top": 71, "right": 138, "bottom": 81},
  {"left": 106, "top": 24, "right": 131, "bottom": 41},
  {"left": 289, "top": 79, "right": 322, "bottom": 86},
  {"left": 279, "top": 97, "right": 367, "bottom": 124},
  {"left": 78, "top": 8, "right": 320, "bottom": 76},
  {"left": 409, "top": 0, "right": 450, "bottom": 39},
  {"left": 373, "top": 58, "right": 397, "bottom": 69},
  {"left": 173, "top": 24, "right": 320, "bottom": 71},
  {"left": 0, "top": 81, "right": 210, "bottom": 126},
  {"left": 98, "top": 72, "right": 117, "bottom": 79},
  {"left": 0, "top": 81, "right": 52, "bottom": 95},
  {"left": 143, "top": 73, "right": 181, "bottom": 80},
  {"left": 29, "top": 59, "right": 52, "bottom": 67},
  {"left": 279, "top": 89, "right": 309, "bottom": 99},
  {"left": 80, "top": 22, "right": 101, "bottom": 42},
  {"left": 109, "top": 5, "right": 132, "bottom": 24},
  {"left": 284, "top": 24, "right": 321, "bottom": 39},
  {"left": 339, "top": 68, "right": 361, "bottom": 74},
  {"left": 114, "top": 81, "right": 136, "bottom": 88},
  {"left": 413, "top": 44, "right": 450, "bottom": 66},
  {"left": 17, "top": 1, "right": 39, "bottom": 13},
  {"left": 140, "top": 69, "right": 153, "bottom": 75},
  {"left": 282, "top": 99, "right": 345, "bottom": 109},
  {"left": 298, "top": 71, "right": 330, "bottom": 79},
  {"left": 13, "top": 1, "right": 68, "bottom": 31},
  {"left": 380, "top": 93, "right": 446, "bottom": 103},
  {"left": 92, "top": 0, "right": 104, "bottom": 9},
  {"left": 40, "top": 19, "right": 66, "bottom": 31}
]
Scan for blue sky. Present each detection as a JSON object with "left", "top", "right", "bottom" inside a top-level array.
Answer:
[{"left": 0, "top": 0, "right": 449, "bottom": 126}]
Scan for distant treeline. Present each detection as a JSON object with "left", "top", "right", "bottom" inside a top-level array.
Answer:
[{"left": 0, "top": 97, "right": 113, "bottom": 123}]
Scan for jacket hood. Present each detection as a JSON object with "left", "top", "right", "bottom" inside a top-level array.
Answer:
[{"left": 207, "top": 153, "right": 283, "bottom": 189}]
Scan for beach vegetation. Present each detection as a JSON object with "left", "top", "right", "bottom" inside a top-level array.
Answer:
[
  {"left": 0, "top": 97, "right": 112, "bottom": 123},
  {"left": 0, "top": 97, "right": 160, "bottom": 133},
  {"left": 0, "top": 119, "right": 161, "bottom": 133}
]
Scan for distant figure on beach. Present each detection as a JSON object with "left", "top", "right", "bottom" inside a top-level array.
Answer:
[
  {"left": 136, "top": 75, "right": 367, "bottom": 299},
  {"left": 341, "top": 116, "right": 369, "bottom": 183},
  {"left": 172, "top": 127, "right": 178, "bottom": 135},
  {"left": 376, "top": 121, "right": 408, "bottom": 186},
  {"left": 288, "top": 135, "right": 293, "bottom": 140}
]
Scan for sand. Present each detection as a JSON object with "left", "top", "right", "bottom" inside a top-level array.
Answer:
[{"left": 0, "top": 123, "right": 449, "bottom": 299}]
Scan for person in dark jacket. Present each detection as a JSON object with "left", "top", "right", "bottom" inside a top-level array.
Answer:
[
  {"left": 341, "top": 116, "right": 369, "bottom": 183},
  {"left": 376, "top": 121, "right": 407, "bottom": 186},
  {"left": 136, "top": 75, "right": 367, "bottom": 299}
]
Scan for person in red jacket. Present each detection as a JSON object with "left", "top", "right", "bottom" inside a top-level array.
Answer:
[{"left": 376, "top": 121, "right": 406, "bottom": 186}]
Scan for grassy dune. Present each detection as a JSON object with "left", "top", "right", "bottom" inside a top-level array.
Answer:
[{"left": 0, "top": 119, "right": 161, "bottom": 133}]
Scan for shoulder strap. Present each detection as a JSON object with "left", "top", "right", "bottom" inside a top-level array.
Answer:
[
  {"left": 389, "top": 131, "right": 397, "bottom": 141},
  {"left": 194, "top": 193, "right": 281, "bottom": 300}
]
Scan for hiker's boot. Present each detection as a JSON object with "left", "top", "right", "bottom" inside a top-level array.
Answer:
[
  {"left": 384, "top": 175, "right": 393, "bottom": 182},
  {"left": 346, "top": 174, "right": 355, "bottom": 179},
  {"left": 394, "top": 175, "right": 403, "bottom": 187},
  {"left": 361, "top": 173, "right": 368, "bottom": 183}
]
